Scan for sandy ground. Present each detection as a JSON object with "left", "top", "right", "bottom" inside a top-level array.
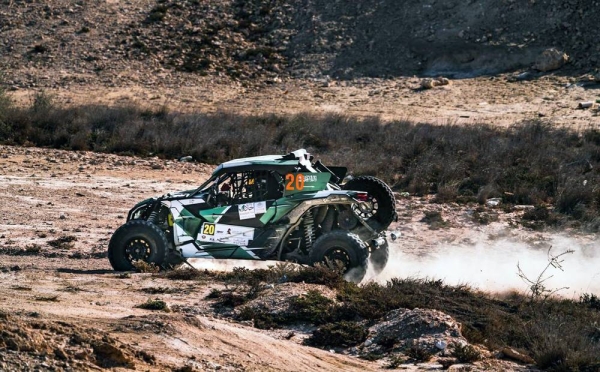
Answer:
[
  {"left": 9, "top": 73, "right": 600, "bottom": 127},
  {"left": 0, "top": 145, "right": 380, "bottom": 371},
  {"left": 1, "top": 144, "right": 597, "bottom": 371}
]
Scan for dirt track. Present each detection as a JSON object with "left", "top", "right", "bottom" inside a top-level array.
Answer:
[
  {"left": 0, "top": 145, "right": 384, "bottom": 371},
  {"left": 1, "top": 144, "right": 599, "bottom": 370}
]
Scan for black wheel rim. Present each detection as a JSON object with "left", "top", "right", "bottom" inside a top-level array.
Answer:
[
  {"left": 124, "top": 238, "right": 152, "bottom": 263},
  {"left": 352, "top": 195, "right": 379, "bottom": 220},
  {"left": 323, "top": 246, "right": 351, "bottom": 273}
]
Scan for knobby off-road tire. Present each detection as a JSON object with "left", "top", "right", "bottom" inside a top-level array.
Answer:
[
  {"left": 108, "top": 220, "right": 168, "bottom": 271},
  {"left": 370, "top": 238, "right": 389, "bottom": 275},
  {"left": 309, "top": 230, "right": 369, "bottom": 283},
  {"left": 343, "top": 176, "right": 397, "bottom": 231}
]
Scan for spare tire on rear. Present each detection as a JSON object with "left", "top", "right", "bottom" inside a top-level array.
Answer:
[{"left": 343, "top": 176, "right": 396, "bottom": 230}]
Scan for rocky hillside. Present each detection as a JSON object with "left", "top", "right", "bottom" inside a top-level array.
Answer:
[{"left": 1, "top": 0, "right": 598, "bottom": 89}]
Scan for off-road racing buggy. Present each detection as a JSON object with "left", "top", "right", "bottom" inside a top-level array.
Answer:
[{"left": 108, "top": 149, "right": 397, "bottom": 281}]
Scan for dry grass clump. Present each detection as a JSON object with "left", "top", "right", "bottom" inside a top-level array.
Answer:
[
  {"left": 35, "top": 294, "right": 60, "bottom": 302},
  {"left": 135, "top": 298, "right": 170, "bottom": 312},
  {"left": 163, "top": 267, "right": 212, "bottom": 280},
  {"left": 132, "top": 260, "right": 160, "bottom": 273},
  {"left": 1, "top": 94, "right": 598, "bottom": 228},
  {"left": 451, "top": 343, "right": 481, "bottom": 363},
  {"left": 420, "top": 210, "right": 447, "bottom": 229},
  {"left": 47, "top": 235, "right": 77, "bottom": 249}
]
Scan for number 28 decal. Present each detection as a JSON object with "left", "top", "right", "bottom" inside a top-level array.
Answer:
[
  {"left": 285, "top": 173, "right": 305, "bottom": 191},
  {"left": 202, "top": 223, "right": 216, "bottom": 235}
]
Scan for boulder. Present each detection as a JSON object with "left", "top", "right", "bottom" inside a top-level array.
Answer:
[
  {"left": 421, "top": 77, "right": 451, "bottom": 89},
  {"left": 533, "top": 48, "right": 569, "bottom": 72},
  {"left": 362, "top": 308, "right": 467, "bottom": 355}
]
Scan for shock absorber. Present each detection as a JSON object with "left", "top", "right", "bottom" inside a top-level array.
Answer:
[
  {"left": 147, "top": 204, "right": 160, "bottom": 223},
  {"left": 303, "top": 209, "right": 316, "bottom": 251}
]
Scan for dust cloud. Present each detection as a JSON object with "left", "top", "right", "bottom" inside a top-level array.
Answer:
[
  {"left": 370, "top": 234, "right": 600, "bottom": 298},
  {"left": 187, "top": 258, "right": 278, "bottom": 272},
  {"left": 186, "top": 234, "right": 600, "bottom": 298}
]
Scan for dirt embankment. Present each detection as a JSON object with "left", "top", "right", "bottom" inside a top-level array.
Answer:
[
  {"left": 2, "top": 0, "right": 599, "bottom": 81},
  {"left": 1, "top": 0, "right": 599, "bottom": 126}
]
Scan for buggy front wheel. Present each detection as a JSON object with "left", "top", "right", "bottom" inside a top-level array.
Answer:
[{"left": 108, "top": 220, "right": 168, "bottom": 271}]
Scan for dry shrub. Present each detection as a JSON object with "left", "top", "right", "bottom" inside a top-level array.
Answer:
[
  {"left": 307, "top": 321, "right": 368, "bottom": 348},
  {"left": 135, "top": 299, "right": 170, "bottom": 312},
  {"left": 163, "top": 267, "right": 210, "bottom": 280},
  {"left": 47, "top": 235, "right": 77, "bottom": 250},
  {"left": 420, "top": 210, "right": 447, "bottom": 229},
  {"left": 405, "top": 344, "right": 432, "bottom": 362},
  {"left": 451, "top": 343, "right": 481, "bottom": 362},
  {"left": 0, "top": 101, "right": 599, "bottom": 224},
  {"left": 132, "top": 260, "right": 160, "bottom": 273}
]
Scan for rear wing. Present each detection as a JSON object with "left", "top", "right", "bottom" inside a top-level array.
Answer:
[{"left": 313, "top": 160, "right": 347, "bottom": 184}]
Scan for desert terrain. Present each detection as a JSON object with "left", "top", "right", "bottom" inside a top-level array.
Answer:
[
  {"left": 0, "top": 145, "right": 543, "bottom": 371},
  {"left": 2, "top": 0, "right": 600, "bottom": 371},
  {"left": 1, "top": 144, "right": 598, "bottom": 371}
]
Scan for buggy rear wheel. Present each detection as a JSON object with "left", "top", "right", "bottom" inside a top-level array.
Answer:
[
  {"left": 309, "top": 230, "right": 368, "bottom": 283},
  {"left": 108, "top": 220, "right": 168, "bottom": 271},
  {"left": 343, "top": 176, "right": 396, "bottom": 230}
]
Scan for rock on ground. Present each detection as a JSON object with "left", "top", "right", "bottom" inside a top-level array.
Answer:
[
  {"left": 533, "top": 48, "right": 569, "bottom": 72},
  {"left": 361, "top": 308, "right": 466, "bottom": 356}
]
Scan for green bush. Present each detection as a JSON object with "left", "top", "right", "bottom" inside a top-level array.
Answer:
[
  {"left": 307, "top": 321, "right": 368, "bottom": 347},
  {"left": 289, "top": 290, "right": 335, "bottom": 325},
  {"left": 135, "top": 298, "right": 170, "bottom": 312},
  {"left": 451, "top": 343, "right": 481, "bottom": 363},
  {"left": 404, "top": 345, "right": 432, "bottom": 362}
]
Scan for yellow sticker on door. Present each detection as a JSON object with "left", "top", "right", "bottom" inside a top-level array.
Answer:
[{"left": 201, "top": 223, "right": 216, "bottom": 235}]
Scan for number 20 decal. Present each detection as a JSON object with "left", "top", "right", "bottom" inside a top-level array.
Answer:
[
  {"left": 202, "top": 223, "right": 216, "bottom": 235},
  {"left": 285, "top": 174, "right": 305, "bottom": 191}
]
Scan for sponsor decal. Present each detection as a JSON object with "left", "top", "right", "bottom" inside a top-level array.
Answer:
[
  {"left": 232, "top": 238, "right": 249, "bottom": 246},
  {"left": 304, "top": 174, "right": 318, "bottom": 182},
  {"left": 254, "top": 201, "right": 267, "bottom": 214},
  {"left": 239, "top": 203, "right": 256, "bottom": 220},
  {"left": 197, "top": 224, "right": 255, "bottom": 245}
]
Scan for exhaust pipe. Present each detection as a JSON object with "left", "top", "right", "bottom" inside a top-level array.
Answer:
[
  {"left": 389, "top": 231, "right": 401, "bottom": 241},
  {"left": 371, "top": 237, "right": 386, "bottom": 248}
]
